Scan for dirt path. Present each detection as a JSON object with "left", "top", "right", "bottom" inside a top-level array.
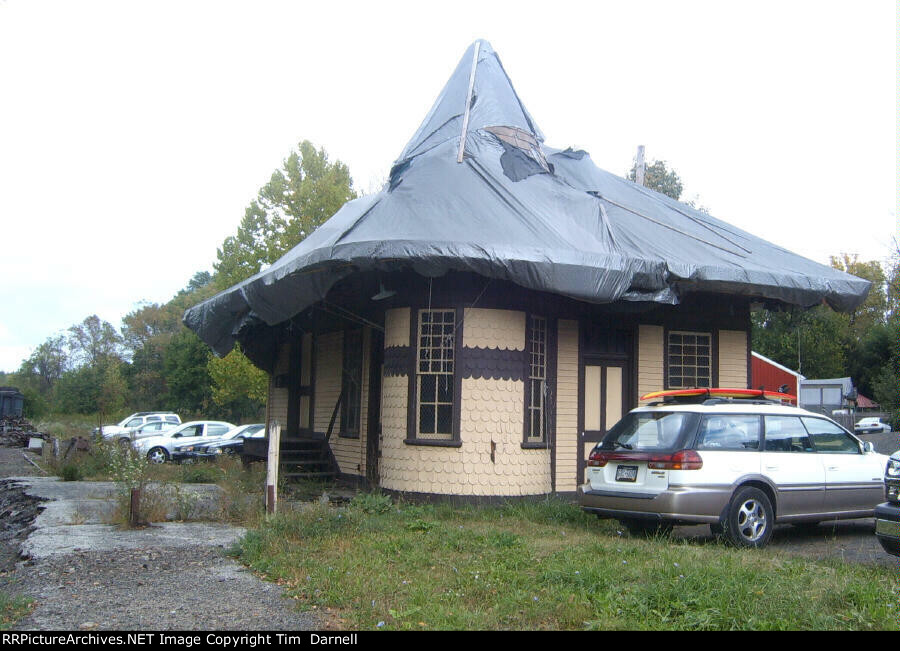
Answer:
[{"left": 0, "top": 447, "right": 318, "bottom": 631}]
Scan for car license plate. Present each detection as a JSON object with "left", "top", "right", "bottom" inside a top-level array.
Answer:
[{"left": 616, "top": 465, "right": 638, "bottom": 482}]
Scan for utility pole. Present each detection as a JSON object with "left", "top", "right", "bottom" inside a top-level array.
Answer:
[{"left": 635, "top": 145, "right": 646, "bottom": 186}]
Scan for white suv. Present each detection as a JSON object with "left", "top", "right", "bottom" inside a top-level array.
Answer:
[
  {"left": 95, "top": 412, "right": 181, "bottom": 441},
  {"left": 578, "top": 397, "right": 887, "bottom": 548}
]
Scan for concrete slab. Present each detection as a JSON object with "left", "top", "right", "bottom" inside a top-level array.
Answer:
[
  {"left": 6, "top": 476, "right": 247, "bottom": 560},
  {"left": 21, "top": 522, "right": 245, "bottom": 559}
]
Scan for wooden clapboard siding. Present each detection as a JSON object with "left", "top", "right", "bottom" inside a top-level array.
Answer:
[
  {"left": 555, "top": 319, "right": 579, "bottom": 492},
  {"left": 637, "top": 325, "right": 664, "bottom": 404},
  {"left": 718, "top": 329, "right": 749, "bottom": 389}
]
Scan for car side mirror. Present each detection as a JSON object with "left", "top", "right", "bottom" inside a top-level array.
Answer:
[{"left": 862, "top": 441, "right": 875, "bottom": 453}]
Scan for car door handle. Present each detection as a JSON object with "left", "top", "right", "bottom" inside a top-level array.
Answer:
[
  {"left": 827, "top": 466, "right": 839, "bottom": 471},
  {"left": 765, "top": 465, "right": 779, "bottom": 471}
]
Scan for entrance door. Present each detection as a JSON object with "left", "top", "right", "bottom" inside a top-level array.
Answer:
[{"left": 579, "top": 358, "right": 628, "bottom": 484}]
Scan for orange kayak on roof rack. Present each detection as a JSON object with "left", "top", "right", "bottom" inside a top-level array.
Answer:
[{"left": 640, "top": 387, "right": 797, "bottom": 403}]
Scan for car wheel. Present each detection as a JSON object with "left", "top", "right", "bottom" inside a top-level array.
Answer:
[
  {"left": 723, "top": 487, "right": 774, "bottom": 548},
  {"left": 147, "top": 447, "right": 169, "bottom": 464},
  {"left": 620, "top": 519, "right": 673, "bottom": 538}
]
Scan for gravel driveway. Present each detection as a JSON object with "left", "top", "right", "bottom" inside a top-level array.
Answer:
[{"left": 0, "top": 447, "right": 318, "bottom": 631}]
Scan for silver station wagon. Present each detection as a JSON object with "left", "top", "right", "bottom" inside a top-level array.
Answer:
[{"left": 578, "top": 396, "right": 887, "bottom": 548}]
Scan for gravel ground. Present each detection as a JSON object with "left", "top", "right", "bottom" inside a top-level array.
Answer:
[
  {"left": 4, "top": 547, "right": 317, "bottom": 631},
  {"left": 0, "top": 446, "right": 319, "bottom": 631}
]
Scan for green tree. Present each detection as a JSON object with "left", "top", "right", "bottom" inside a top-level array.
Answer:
[
  {"left": 162, "top": 329, "right": 213, "bottom": 417},
  {"left": 628, "top": 159, "right": 683, "bottom": 200},
  {"left": 751, "top": 305, "right": 848, "bottom": 380},
  {"left": 214, "top": 140, "right": 356, "bottom": 288},
  {"left": 68, "top": 315, "right": 122, "bottom": 369},
  {"left": 207, "top": 344, "right": 267, "bottom": 422},
  {"left": 18, "top": 335, "right": 68, "bottom": 394},
  {"left": 829, "top": 253, "right": 887, "bottom": 338}
]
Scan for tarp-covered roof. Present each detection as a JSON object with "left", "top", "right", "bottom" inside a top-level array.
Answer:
[{"left": 185, "top": 40, "right": 871, "bottom": 356}]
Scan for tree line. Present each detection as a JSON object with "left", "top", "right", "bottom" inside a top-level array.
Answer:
[{"left": 4, "top": 151, "right": 896, "bottom": 426}]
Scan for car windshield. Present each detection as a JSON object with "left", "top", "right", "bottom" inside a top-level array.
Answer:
[
  {"left": 169, "top": 424, "right": 203, "bottom": 438},
  {"left": 227, "top": 424, "right": 264, "bottom": 439},
  {"left": 600, "top": 411, "right": 698, "bottom": 452},
  {"left": 224, "top": 425, "right": 256, "bottom": 439}
]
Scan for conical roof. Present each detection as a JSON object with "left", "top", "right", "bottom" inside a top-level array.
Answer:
[{"left": 185, "top": 40, "right": 870, "bottom": 356}]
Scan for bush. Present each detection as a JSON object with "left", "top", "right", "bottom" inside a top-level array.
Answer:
[
  {"left": 180, "top": 464, "right": 223, "bottom": 484},
  {"left": 59, "top": 463, "right": 83, "bottom": 482},
  {"left": 350, "top": 492, "right": 393, "bottom": 515}
]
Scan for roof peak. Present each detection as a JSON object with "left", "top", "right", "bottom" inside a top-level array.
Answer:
[{"left": 396, "top": 40, "right": 543, "bottom": 165}]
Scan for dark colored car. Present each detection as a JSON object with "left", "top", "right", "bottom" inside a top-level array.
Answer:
[
  {"left": 174, "top": 423, "right": 265, "bottom": 461},
  {"left": 874, "top": 452, "right": 900, "bottom": 556}
]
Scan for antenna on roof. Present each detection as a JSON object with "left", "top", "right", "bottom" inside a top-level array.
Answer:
[
  {"left": 457, "top": 41, "right": 482, "bottom": 163},
  {"left": 635, "top": 145, "right": 646, "bottom": 186}
]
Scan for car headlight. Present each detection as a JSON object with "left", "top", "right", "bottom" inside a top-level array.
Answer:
[{"left": 887, "top": 458, "right": 900, "bottom": 478}]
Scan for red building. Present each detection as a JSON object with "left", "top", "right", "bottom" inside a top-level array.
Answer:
[{"left": 750, "top": 352, "right": 804, "bottom": 400}]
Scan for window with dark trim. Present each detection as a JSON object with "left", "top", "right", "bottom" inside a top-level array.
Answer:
[
  {"left": 415, "top": 309, "right": 455, "bottom": 440},
  {"left": 526, "top": 315, "right": 547, "bottom": 443},
  {"left": 667, "top": 331, "right": 711, "bottom": 388},
  {"left": 340, "top": 329, "right": 363, "bottom": 438}
]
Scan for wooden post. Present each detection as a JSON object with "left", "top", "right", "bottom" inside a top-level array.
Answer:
[
  {"left": 129, "top": 487, "right": 142, "bottom": 527},
  {"left": 265, "top": 421, "right": 281, "bottom": 515},
  {"left": 635, "top": 145, "right": 645, "bottom": 186}
]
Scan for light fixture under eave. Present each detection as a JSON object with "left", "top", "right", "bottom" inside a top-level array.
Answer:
[{"left": 371, "top": 282, "right": 397, "bottom": 301}]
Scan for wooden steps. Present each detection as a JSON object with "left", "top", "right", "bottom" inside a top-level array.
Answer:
[{"left": 278, "top": 434, "right": 336, "bottom": 482}]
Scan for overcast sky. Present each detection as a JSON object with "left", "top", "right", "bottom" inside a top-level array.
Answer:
[{"left": 1, "top": 0, "right": 896, "bottom": 372}]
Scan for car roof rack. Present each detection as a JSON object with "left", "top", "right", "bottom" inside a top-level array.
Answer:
[
  {"left": 700, "top": 398, "right": 786, "bottom": 406},
  {"left": 645, "top": 396, "right": 791, "bottom": 407}
]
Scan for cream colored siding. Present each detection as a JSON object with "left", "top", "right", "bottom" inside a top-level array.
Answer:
[
  {"left": 462, "top": 308, "right": 525, "bottom": 350},
  {"left": 267, "top": 342, "right": 291, "bottom": 428},
  {"left": 313, "top": 332, "right": 343, "bottom": 433},
  {"left": 584, "top": 366, "right": 601, "bottom": 431},
  {"left": 605, "top": 366, "right": 623, "bottom": 426},
  {"left": 555, "top": 319, "right": 579, "bottom": 492},
  {"left": 380, "top": 306, "right": 550, "bottom": 496},
  {"left": 384, "top": 308, "right": 411, "bottom": 348},
  {"left": 718, "top": 330, "right": 749, "bottom": 389},
  {"left": 381, "top": 376, "right": 549, "bottom": 496},
  {"left": 379, "top": 374, "right": 410, "bottom": 489},
  {"left": 638, "top": 325, "right": 664, "bottom": 404}
]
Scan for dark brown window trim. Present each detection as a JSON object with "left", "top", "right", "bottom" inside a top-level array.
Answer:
[
  {"left": 663, "top": 328, "right": 717, "bottom": 390},
  {"left": 403, "top": 438, "right": 463, "bottom": 448},
  {"left": 406, "top": 306, "right": 463, "bottom": 445},
  {"left": 523, "top": 313, "right": 549, "bottom": 446}
]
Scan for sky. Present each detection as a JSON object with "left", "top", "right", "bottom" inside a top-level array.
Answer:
[{"left": 0, "top": 0, "right": 896, "bottom": 373}]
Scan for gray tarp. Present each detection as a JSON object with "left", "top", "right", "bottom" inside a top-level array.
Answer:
[{"left": 185, "top": 40, "right": 871, "bottom": 356}]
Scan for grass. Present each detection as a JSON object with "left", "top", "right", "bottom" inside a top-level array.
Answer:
[
  {"left": 0, "top": 591, "right": 33, "bottom": 630},
  {"left": 236, "top": 496, "right": 900, "bottom": 631}
]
